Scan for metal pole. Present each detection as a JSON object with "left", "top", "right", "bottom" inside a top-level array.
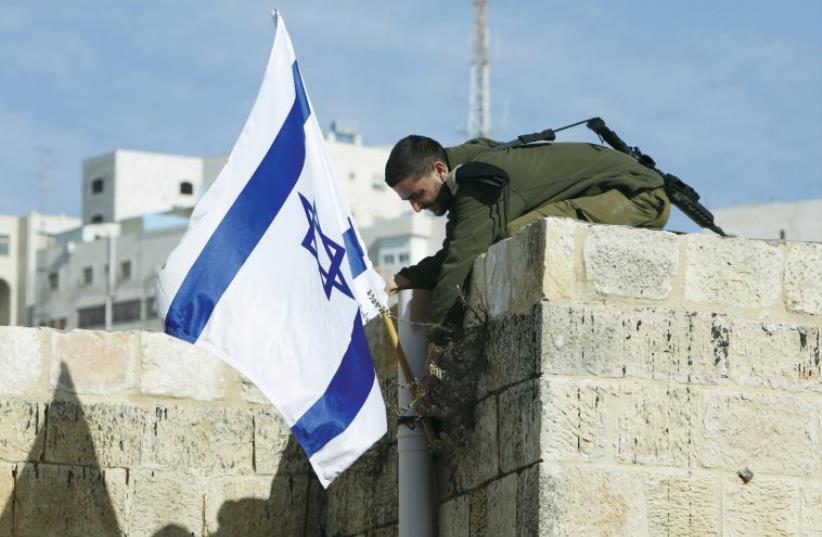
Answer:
[{"left": 397, "top": 289, "right": 434, "bottom": 537}]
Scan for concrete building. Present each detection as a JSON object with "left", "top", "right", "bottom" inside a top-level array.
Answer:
[{"left": 712, "top": 198, "right": 822, "bottom": 242}]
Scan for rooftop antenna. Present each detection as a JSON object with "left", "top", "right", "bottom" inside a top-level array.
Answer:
[{"left": 467, "top": 0, "right": 491, "bottom": 139}]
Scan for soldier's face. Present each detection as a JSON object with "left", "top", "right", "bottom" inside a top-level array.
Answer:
[{"left": 392, "top": 162, "right": 448, "bottom": 216}]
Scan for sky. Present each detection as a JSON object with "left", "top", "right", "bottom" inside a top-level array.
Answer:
[{"left": 1, "top": 1, "right": 820, "bottom": 231}]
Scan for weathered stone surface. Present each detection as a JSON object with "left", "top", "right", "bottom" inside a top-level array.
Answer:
[
  {"left": 684, "top": 234, "right": 782, "bottom": 308},
  {"left": 486, "top": 473, "right": 517, "bottom": 537},
  {"left": 12, "top": 463, "right": 127, "bottom": 537},
  {"left": 239, "top": 374, "right": 269, "bottom": 405},
  {"left": 584, "top": 225, "right": 679, "bottom": 300},
  {"left": 253, "top": 409, "right": 310, "bottom": 476},
  {"left": 468, "top": 486, "right": 488, "bottom": 536},
  {"left": 801, "top": 482, "right": 822, "bottom": 537},
  {"left": 727, "top": 320, "right": 822, "bottom": 392},
  {"left": 0, "top": 465, "right": 14, "bottom": 536},
  {"left": 140, "top": 332, "right": 227, "bottom": 401},
  {"left": 541, "top": 303, "right": 730, "bottom": 384},
  {"left": 644, "top": 472, "right": 720, "bottom": 536},
  {"left": 499, "top": 380, "right": 540, "bottom": 473},
  {"left": 205, "top": 475, "right": 311, "bottom": 536},
  {"left": 538, "top": 463, "right": 648, "bottom": 536},
  {"left": 0, "top": 401, "right": 44, "bottom": 462},
  {"left": 485, "top": 309, "right": 541, "bottom": 392},
  {"left": 540, "top": 378, "right": 607, "bottom": 463},
  {"left": 723, "top": 476, "right": 799, "bottom": 536},
  {"left": 785, "top": 242, "right": 822, "bottom": 315},
  {"left": 516, "top": 464, "right": 540, "bottom": 537},
  {"left": 0, "top": 328, "right": 46, "bottom": 396},
  {"left": 324, "top": 442, "right": 397, "bottom": 536},
  {"left": 143, "top": 405, "right": 253, "bottom": 474},
  {"left": 128, "top": 469, "right": 203, "bottom": 537},
  {"left": 50, "top": 330, "right": 138, "bottom": 394},
  {"left": 439, "top": 494, "right": 469, "bottom": 537},
  {"left": 613, "top": 383, "right": 699, "bottom": 467},
  {"left": 540, "top": 217, "right": 579, "bottom": 301},
  {"left": 703, "top": 391, "right": 817, "bottom": 476},
  {"left": 45, "top": 401, "right": 146, "bottom": 468},
  {"left": 453, "top": 396, "right": 498, "bottom": 491}
]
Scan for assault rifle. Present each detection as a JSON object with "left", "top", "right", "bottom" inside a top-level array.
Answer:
[{"left": 500, "top": 117, "right": 728, "bottom": 236}]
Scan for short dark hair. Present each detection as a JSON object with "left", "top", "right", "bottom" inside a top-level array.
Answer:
[{"left": 384, "top": 135, "right": 448, "bottom": 187}]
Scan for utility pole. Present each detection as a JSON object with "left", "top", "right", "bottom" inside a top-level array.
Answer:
[{"left": 467, "top": 0, "right": 491, "bottom": 139}]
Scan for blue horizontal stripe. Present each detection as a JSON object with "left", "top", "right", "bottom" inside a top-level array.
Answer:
[
  {"left": 165, "top": 62, "right": 310, "bottom": 342},
  {"left": 292, "top": 312, "right": 376, "bottom": 457}
]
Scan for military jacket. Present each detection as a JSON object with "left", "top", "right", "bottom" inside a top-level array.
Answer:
[{"left": 396, "top": 138, "right": 664, "bottom": 342}]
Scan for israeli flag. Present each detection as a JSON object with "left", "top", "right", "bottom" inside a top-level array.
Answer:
[{"left": 155, "top": 11, "right": 388, "bottom": 487}]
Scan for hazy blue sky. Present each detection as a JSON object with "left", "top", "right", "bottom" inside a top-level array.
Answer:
[{"left": 1, "top": 1, "right": 820, "bottom": 231}]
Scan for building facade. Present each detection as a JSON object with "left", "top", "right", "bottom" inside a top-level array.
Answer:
[{"left": 712, "top": 199, "right": 822, "bottom": 242}]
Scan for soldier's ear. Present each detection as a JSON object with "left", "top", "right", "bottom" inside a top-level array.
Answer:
[{"left": 433, "top": 160, "right": 449, "bottom": 179}]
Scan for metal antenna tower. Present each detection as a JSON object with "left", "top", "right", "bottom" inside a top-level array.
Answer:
[{"left": 467, "top": 0, "right": 491, "bottom": 139}]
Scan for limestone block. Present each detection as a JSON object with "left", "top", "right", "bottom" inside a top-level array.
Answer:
[
  {"left": 538, "top": 463, "right": 648, "bottom": 536},
  {"left": 485, "top": 309, "right": 541, "bottom": 392},
  {"left": 453, "top": 396, "right": 498, "bottom": 491},
  {"left": 584, "top": 225, "right": 679, "bottom": 300},
  {"left": 239, "top": 373, "right": 269, "bottom": 405},
  {"left": 50, "top": 330, "right": 138, "bottom": 394},
  {"left": 540, "top": 378, "right": 607, "bottom": 463},
  {"left": 128, "top": 469, "right": 204, "bottom": 537},
  {"left": 0, "top": 465, "right": 14, "bottom": 536},
  {"left": 801, "top": 483, "right": 822, "bottom": 537},
  {"left": 703, "top": 391, "right": 817, "bottom": 476},
  {"left": 684, "top": 234, "right": 782, "bottom": 308},
  {"left": 541, "top": 217, "right": 579, "bottom": 301},
  {"left": 785, "top": 242, "right": 822, "bottom": 315},
  {"left": 644, "top": 472, "right": 720, "bottom": 536},
  {"left": 727, "top": 320, "right": 821, "bottom": 392},
  {"left": 486, "top": 473, "right": 517, "bottom": 537},
  {"left": 723, "top": 475, "right": 800, "bottom": 536},
  {"left": 0, "top": 327, "right": 46, "bottom": 396},
  {"left": 0, "top": 401, "right": 44, "bottom": 462},
  {"left": 254, "top": 408, "right": 310, "bottom": 476},
  {"left": 516, "top": 464, "right": 540, "bottom": 537},
  {"left": 12, "top": 463, "right": 127, "bottom": 537},
  {"left": 45, "top": 401, "right": 146, "bottom": 468},
  {"left": 204, "top": 475, "right": 311, "bottom": 536},
  {"left": 541, "top": 303, "right": 729, "bottom": 384},
  {"left": 613, "top": 383, "right": 699, "bottom": 467},
  {"left": 439, "top": 494, "right": 469, "bottom": 537},
  {"left": 140, "top": 332, "right": 227, "bottom": 401},
  {"left": 472, "top": 219, "right": 550, "bottom": 319},
  {"left": 143, "top": 405, "right": 253, "bottom": 474},
  {"left": 499, "top": 380, "right": 540, "bottom": 473},
  {"left": 468, "top": 486, "right": 488, "bottom": 536}
]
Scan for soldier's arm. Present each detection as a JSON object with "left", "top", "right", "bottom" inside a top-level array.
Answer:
[{"left": 392, "top": 214, "right": 456, "bottom": 290}]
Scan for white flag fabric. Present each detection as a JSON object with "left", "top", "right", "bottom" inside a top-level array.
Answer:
[{"left": 155, "top": 11, "right": 389, "bottom": 487}]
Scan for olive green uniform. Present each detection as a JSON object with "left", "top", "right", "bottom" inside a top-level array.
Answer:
[{"left": 396, "top": 138, "right": 669, "bottom": 342}]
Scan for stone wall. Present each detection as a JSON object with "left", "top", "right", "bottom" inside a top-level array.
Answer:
[
  {"left": 431, "top": 217, "right": 822, "bottom": 536},
  {"left": 0, "top": 322, "right": 398, "bottom": 536}
]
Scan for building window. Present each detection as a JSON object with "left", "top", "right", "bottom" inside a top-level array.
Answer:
[
  {"left": 77, "top": 305, "right": 106, "bottom": 328},
  {"left": 120, "top": 260, "right": 132, "bottom": 280},
  {"left": 91, "top": 214, "right": 104, "bottom": 223},
  {"left": 372, "top": 182, "right": 386, "bottom": 191},
  {"left": 146, "top": 296, "right": 158, "bottom": 319},
  {"left": 180, "top": 181, "right": 193, "bottom": 195},
  {"left": 382, "top": 254, "right": 395, "bottom": 265},
  {"left": 349, "top": 172, "right": 356, "bottom": 180},
  {"left": 91, "top": 178, "right": 104, "bottom": 194},
  {"left": 83, "top": 267, "right": 93, "bottom": 285},
  {"left": 0, "top": 234, "right": 8, "bottom": 256},
  {"left": 113, "top": 299, "right": 141, "bottom": 324},
  {"left": 48, "top": 318, "right": 67, "bottom": 330},
  {"left": 48, "top": 272, "right": 59, "bottom": 290},
  {"left": 398, "top": 253, "right": 410, "bottom": 263}
]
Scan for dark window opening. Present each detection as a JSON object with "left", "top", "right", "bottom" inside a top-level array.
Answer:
[
  {"left": 48, "top": 272, "right": 59, "bottom": 290},
  {"left": 120, "top": 260, "right": 132, "bottom": 280},
  {"left": 83, "top": 267, "right": 93, "bottom": 285},
  {"left": 180, "top": 181, "right": 194, "bottom": 195},
  {"left": 77, "top": 305, "right": 105, "bottom": 328},
  {"left": 113, "top": 300, "right": 141, "bottom": 324},
  {"left": 146, "top": 296, "right": 158, "bottom": 319},
  {"left": 0, "top": 234, "right": 9, "bottom": 256},
  {"left": 91, "top": 214, "right": 104, "bottom": 223},
  {"left": 91, "top": 178, "right": 104, "bottom": 194}
]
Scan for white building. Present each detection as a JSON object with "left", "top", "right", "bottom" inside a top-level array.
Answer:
[
  {"left": 712, "top": 199, "right": 822, "bottom": 242},
  {"left": 31, "top": 123, "right": 447, "bottom": 331}
]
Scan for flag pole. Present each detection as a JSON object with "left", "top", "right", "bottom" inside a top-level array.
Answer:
[{"left": 380, "top": 312, "right": 436, "bottom": 446}]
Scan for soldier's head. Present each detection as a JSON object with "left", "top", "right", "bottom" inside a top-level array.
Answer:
[{"left": 385, "top": 135, "right": 450, "bottom": 216}]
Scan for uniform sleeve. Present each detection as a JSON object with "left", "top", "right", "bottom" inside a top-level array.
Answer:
[{"left": 428, "top": 183, "right": 504, "bottom": 343}]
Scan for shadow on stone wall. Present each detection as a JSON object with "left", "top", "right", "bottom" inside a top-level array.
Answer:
[{"left": 0, "top": 363, "right": 123, "bottom": 536}]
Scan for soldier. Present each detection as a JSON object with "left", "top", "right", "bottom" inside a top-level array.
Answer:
[{"left": 385, "top": 134, "right": 669, "bottom": 350}]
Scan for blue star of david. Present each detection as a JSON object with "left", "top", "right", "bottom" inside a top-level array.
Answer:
[{"left": 299, "top": 193, "right": 354, "bottom": 300}]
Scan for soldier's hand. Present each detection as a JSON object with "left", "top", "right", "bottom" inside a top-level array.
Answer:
[{"left": 386, "top": 274, "right": 411, "bottom": 294}]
